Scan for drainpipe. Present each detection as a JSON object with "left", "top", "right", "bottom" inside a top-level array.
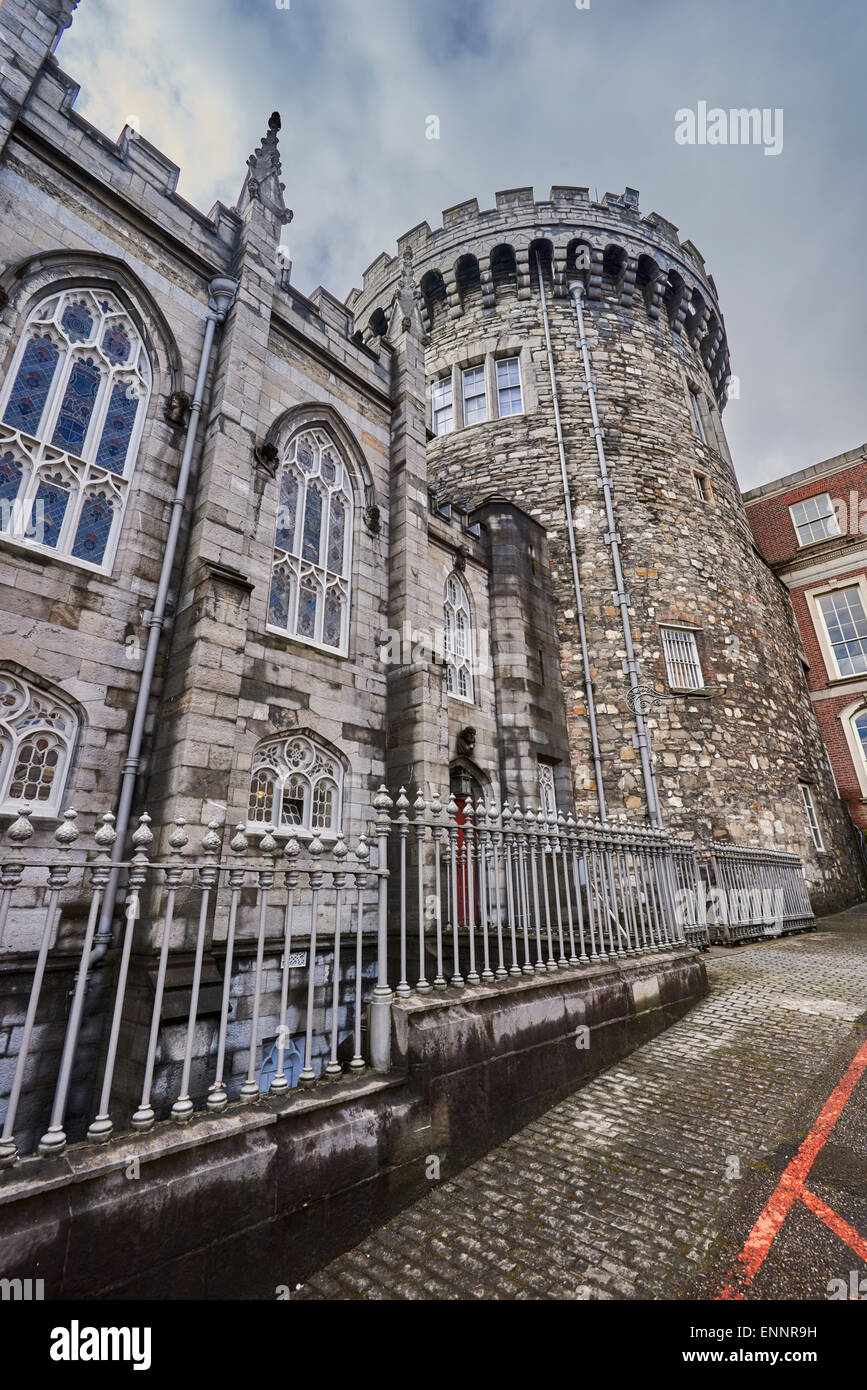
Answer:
[
  {"left": 88, "top": 275, "right": 238, "bottom": 964},
  {"left": 569, "top": 279, "right": 663, "bottom": 828},
  {"left": 535, "top": 256, "right": 607, "bottom": 821}
]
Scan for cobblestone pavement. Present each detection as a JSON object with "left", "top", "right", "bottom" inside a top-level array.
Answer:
[{"left": 295, "top": 906, "right": 867, "bottom": 1300}]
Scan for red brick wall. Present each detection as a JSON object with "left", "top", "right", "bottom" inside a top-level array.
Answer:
[
  {"left": 746, "top": 455, "right": 867, "bottom": 838},
  {"left": 745, "top": 457, "right": 867, "bottom": 566}
]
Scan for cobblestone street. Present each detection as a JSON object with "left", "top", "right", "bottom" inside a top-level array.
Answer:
[{"left": 296, "top": 907, "right": 867, "bottom": 1300}]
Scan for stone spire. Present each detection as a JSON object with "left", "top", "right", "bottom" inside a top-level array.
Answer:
[{"left": 236, "top": 111, "right": 293, "bottom": 226}]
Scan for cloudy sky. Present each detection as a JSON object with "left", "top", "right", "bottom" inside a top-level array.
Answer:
[{"left": 59, "top": 0, "right": 865, "bottom": 491}]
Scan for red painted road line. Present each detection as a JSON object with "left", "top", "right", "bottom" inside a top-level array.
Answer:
[
  {"left": 800, "top": 1187, "right": 867, "bottom": 1263},
  {"left": 717, "top": 1038, "right": 867, "bottom": 1300}
]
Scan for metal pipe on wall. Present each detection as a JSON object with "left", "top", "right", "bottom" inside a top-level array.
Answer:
[
  {"left": 89, "top": 275, "right": 238, "bottom": 963},
  {"left": 535, "top": 256, "right": 607, "bottom": 822},
  {"left": 568, "top": 279, "right": 663, "bottom": 828}
]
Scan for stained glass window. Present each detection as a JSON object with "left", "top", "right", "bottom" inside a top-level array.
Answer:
[
  {"left": 327, "top": 496, "right": 346, "bottom": 574},
  {"left": 34, "top": 477, "right": 70, "bottom": 549},
  {"left": 248, "top": 768, "right": 275, "bottom": 824},
  {"left": 0, "top": 287, "right": 151, "bottom": 571},
  {"left": 302, "top": 485, "right": 323, "bottom": 563},
  {"left": 268, "top": 568, "right": 293, "bottom": 628},
  {"left": 275, "top": 469, "right": 299, "bottom": 552},
  {"left": 101, "top": 322, "right": 131, "bottom": 364},
  {"left": 0, "top": 671, "right": 78, "bottom": 816},
  {"left": 3, "top": 336, "right": 59, "bottom": 434},
  {"left": 298, "top": 581, "right": 318, "bottom": 638},
  {"left": 444, "top": 572, "right": 474, "bottom": 703},
  {"left": 268, "top": 429, "right": 353, "bottom": 652},
  {"left": 0, "top": 453, "right": 23, "bottom": 525},
  {"left": 60, "top": 300, "right": 93, "bottom": 343},
  {"left": 71, "top": 493, "right": 114, "bottom": 564},
  {"left": 322, "top": 591, "right": 343, "bottom": 649},
  {"left": 248, "top": 733, "right": 344, "bottom": 837},
  {"left": 52, "top": 357, "right": 102, "bottom": 453},
  {"left": 95, "top": 382, "right": 139, "bottom": 474}
]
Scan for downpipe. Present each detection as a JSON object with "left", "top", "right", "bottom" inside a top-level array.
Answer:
[
  {"left": 87, "top": 275, "right": 238, "bottom": 968},
  {"left": 569, "top": 279, "right": 662, "bottom": 828},
  {"left": 536, "top": 256, "right": 607, "bottom": 822}
]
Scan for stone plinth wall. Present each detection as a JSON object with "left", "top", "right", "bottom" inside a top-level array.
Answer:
[{"left": 0, "top": 947, "right": 706, "bottom": 1298}]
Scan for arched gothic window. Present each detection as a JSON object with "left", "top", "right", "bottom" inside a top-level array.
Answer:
[
  {"left": 0, "top": 288, "right": 152, "bottom": 571},
  {"left": 247, "top": 733, "right": 344, "bottom": 837},
  {"left": 444, "top": 573, "right": 474, "bottom": 703},
  {"left": 538, "top": 764, "right": 557, "bottom": 821},
  {"left": 268, "top": 429, "right": 353, "bottom": 654},
  {"left": 0, "top": 672, "right": 78, "bottom": 816}
]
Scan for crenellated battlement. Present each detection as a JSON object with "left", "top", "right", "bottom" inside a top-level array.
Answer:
[{"left": 347, "top": 184, "right": 731, "bottom": 406}]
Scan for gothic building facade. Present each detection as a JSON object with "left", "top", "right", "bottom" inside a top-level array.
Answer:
[{"left": 0, "top": 0, "right": 862, "bottom": 971}]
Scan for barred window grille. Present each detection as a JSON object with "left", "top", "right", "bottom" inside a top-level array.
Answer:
[
  {"left": 799, "top": 784, "right": 824, "bottom": 852},
  {"left": 248, "top": 734, "right": 344, "bottom": 837},
  {"left": 444, "top": 573, "right": 474, "bottom": 703},
  {"left": 817, "top": 585, "right": 867, "bottom": 677},
  {"left": 268, "top": 428, "right": 353, "bottom": 655},
  {"left": 0, "top": 288, "right": 151, "bottom": 572},
  {"left": 661, "top": 626, "right": 704, "bottom": 691},
  {"left": 0, "top": 671, "right": 78, "bottom": 816},
  {"left": 790, "top": 493, "right": 840, "bottom": 546}
]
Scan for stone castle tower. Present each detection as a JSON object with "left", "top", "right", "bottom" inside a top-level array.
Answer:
[{"left": 349, "top": 187, "right": 860, "bottom": 904}]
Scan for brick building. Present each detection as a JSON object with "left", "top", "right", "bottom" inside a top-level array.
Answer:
[{"left": 744, "top": 442, "right": 867, "bottom": 841}]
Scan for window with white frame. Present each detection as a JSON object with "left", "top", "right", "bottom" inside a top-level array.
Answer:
[
  {"left": 816, "top": 586, "right": 867, "bottom": 678},
  {"left": 799, "top": 783, "right": 824, "bottom": 851},
  {"left": 689, "top": 388, "right": 707, "bottom": 444},
  {"left": 431, "top": 375, "right": 453, "bottom": 437},
  {"left": 462, "top": 366, "right": 487, "bottom": 426},
  {"left": 444, "top": 573, "right": 474, "bottom": 702},
  {"left": 268, "top": 429, "right": 353, "bottom": 655},
  {"left": 661, "top": 626, "right": 704, "bottom": 691},
  {"left": 852, "top": 711, "right": 867, "bottom": 773},
  {"left": 790, "top": 493, "right": 840, "bottom": 547},
  {"left": 248, "top": 734, "right": 344, "bottom": 836},
  {"left": 0, "top": 288, "right": 152, "bottom": 571},
  {"left": 0, "top": 672, "right": 78, "bottom": 817},
  {"left": 496, "top": 357, "right": 523, "bottom": 417},
  {"left": 538, "top": 763, "right": 557, "bottom": 821}
]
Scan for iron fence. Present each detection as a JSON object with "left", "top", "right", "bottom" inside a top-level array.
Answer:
[
  {"left": 705, "top": 844, "right": 814, "bottom": 944},
  {"left": 0, "top": 788, "right": 810, "bottom": 1169}
]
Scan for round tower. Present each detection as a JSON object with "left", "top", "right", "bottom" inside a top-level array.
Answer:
[{"left": 350, "top": 185, "right": 861, "bottom": 909}]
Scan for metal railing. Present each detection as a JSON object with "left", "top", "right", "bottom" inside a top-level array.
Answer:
[
  {"left": 705, "top": 844, "right": 814, "bottom": 944},
  {"left": 0, "top": 788, "right": 759, "bottom": 1169}
]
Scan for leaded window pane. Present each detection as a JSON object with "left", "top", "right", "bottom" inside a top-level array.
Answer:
[
  {"left": 3, "top": 336, "right": 59, "bottom": 434},
  {"left": 95, "top": 382, "right": 139, "bottom": 474},
  {"left": 101, "top": 322, "right": 132, "bottom": 365},
  {"left": 10, "top": 734, "right": 61, "bottom": 802},
  {"left": 298, "top": 581, "right": 318, "bottom": 638},
  {"left": 302, "top": 486, "right": 323, "bottom": 563},
  {"left": 71, "top": 493, "right": 114, "bottom": 565},
  {"left": 0, "top": 453, "right": 23, "bottom": 523},
  {"left": 312, "top": 777, "right": 336, "bottom": 831},
  {"left": 268, "top": 568, "right": 293, "bottom": 629},
  {"left": 249, "top": 769, "right": 275, "bottom": 823},
  {"left": 276, "top": 469, "right": 299, "bottom": 553},
  {"left": 60, "top": 300, "right": 94, "bottom": 343},
  {"left": 33, "top": 477, "right": 70, "bottom": 549},
  {"left": 323, "top": 590, "right": 343, "bottom": 648},
  {"left": 51, "top": 356, "right": 102, "bottom": 454},
  {"left": 327, "top": 495, "right": 346, "bottom": 573}
]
